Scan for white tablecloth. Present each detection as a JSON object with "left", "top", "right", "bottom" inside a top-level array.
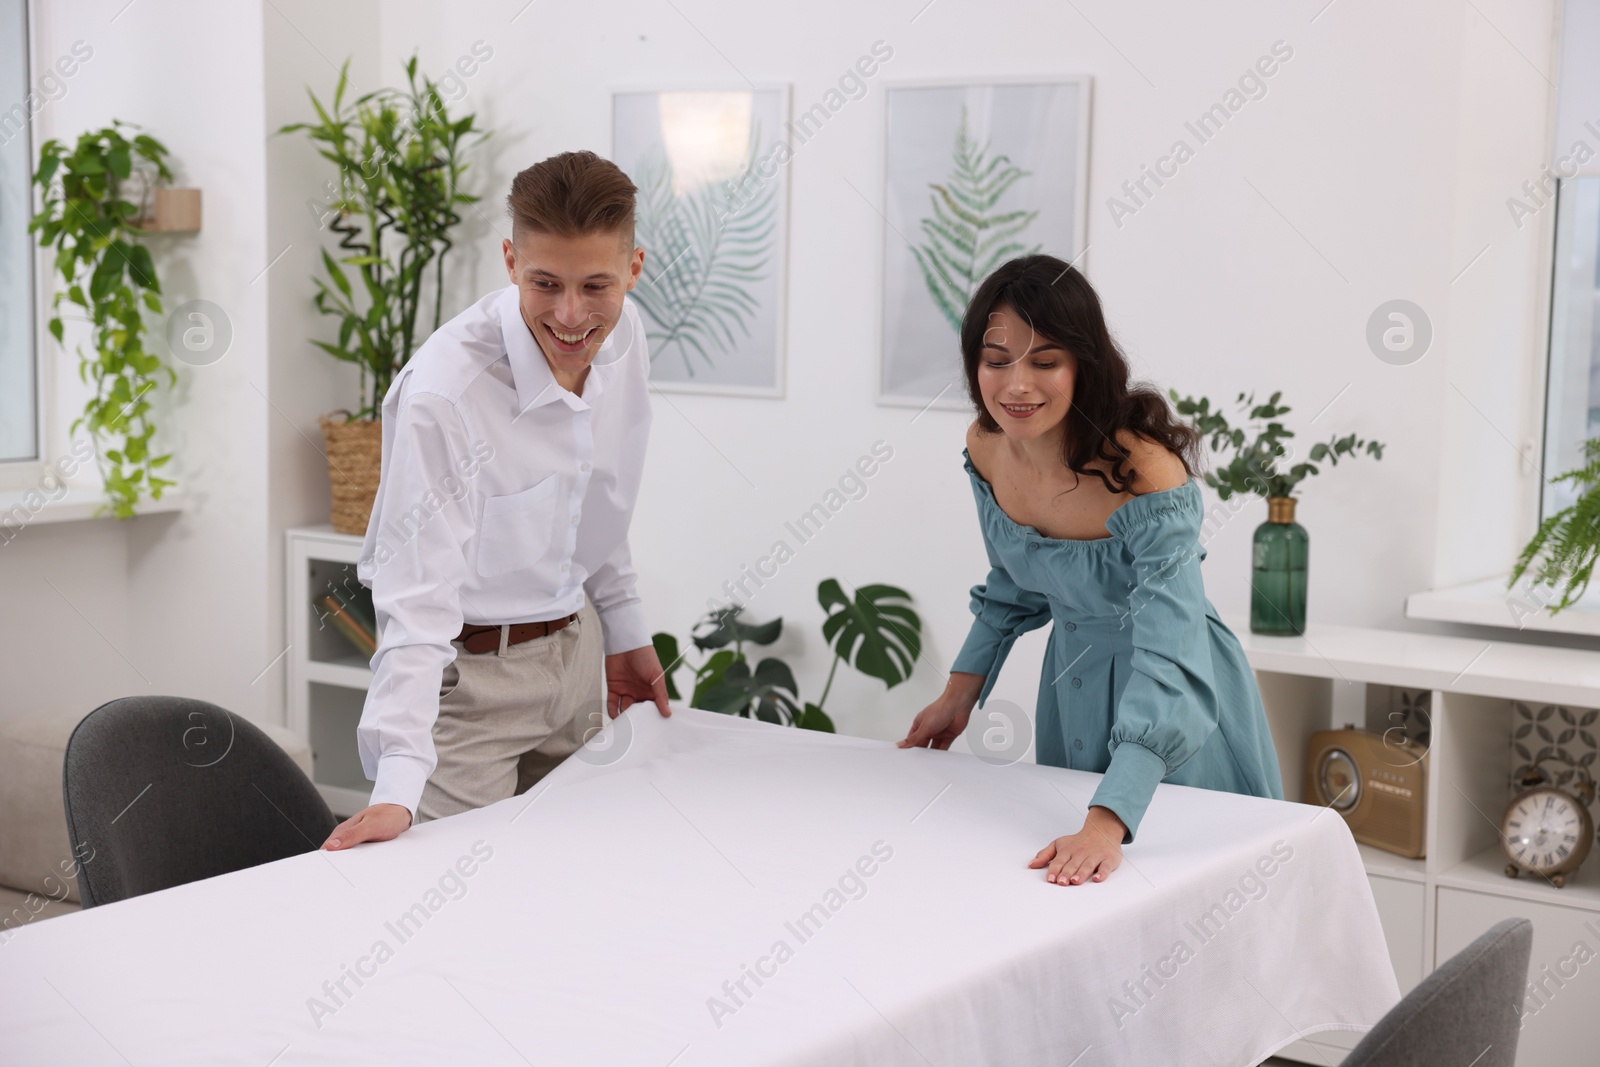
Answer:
[{"left": 0, "top": 706, "right": 1398, "bottom": 1066}]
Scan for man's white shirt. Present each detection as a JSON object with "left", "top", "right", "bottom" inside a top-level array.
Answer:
[{"left": 355, "top": 284, "right": 652, "bottom": 817}]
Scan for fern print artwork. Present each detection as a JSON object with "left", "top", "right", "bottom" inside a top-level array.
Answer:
[
  {"left": 629, "top": 133, "right": 778, "bottom": 376},
  {"left": 613, "top": 89, "right": 790, "bottom": 396},
  {"left": 879, "top": 82, "right": 1089, "bottom": 409},
  {"left": 911, "top": 106, "right": 1041, "bottom": 333}
]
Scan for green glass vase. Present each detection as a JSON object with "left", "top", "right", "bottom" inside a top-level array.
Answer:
[{"left": 1251, "top": 496, "right": 1308, "bottom": 635}]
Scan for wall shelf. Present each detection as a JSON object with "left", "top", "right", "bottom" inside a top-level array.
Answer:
[{"left": 1405, "top": 574, "right": 1600, "bottom": 638}]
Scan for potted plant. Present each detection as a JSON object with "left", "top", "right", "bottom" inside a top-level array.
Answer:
[
  {"left": 651, "top": 579, "right": 922, "bottom": 731},
  {"left": 280, "top": 55, "right": 484, "bottom": 535},
  {"left": 1509, "top": 436, "right": 1600, "bottom": 613},
  {"left": 29, "top": 121, "right": 179, "bottom": 518},
  {"left": 1171, "top": 390, "right": 1384, "bottom": 636}
]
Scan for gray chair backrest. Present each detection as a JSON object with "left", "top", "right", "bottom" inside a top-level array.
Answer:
[
  {"left": 62, "top": 696, "right": 336, "bottom": 908},
  {"left": 1341, "top": 917, "right": 1532, "bottom": 1067}
]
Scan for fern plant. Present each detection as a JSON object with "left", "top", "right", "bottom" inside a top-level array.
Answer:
[
  {"left": 912, "top": 105, "right": 1040, "bottom": 332},
  {"left": 1171, "top": 390, "right": 1384, "bottom": 500},
  {"left": 629, "top": 131, "right": 778, "bottom": 376},
  {"left": 30, "top": 121, "right": 176, "bottom": 517},
  {"left": 1510, "top": 437, "right": 1600, "bottom": 612}
]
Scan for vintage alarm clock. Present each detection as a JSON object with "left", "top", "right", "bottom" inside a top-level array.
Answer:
[
  {"left": 1305, "top": 727, "right": 1427, "bottom": 858},
  {"left": 1501, "top": 756, "right": 1595, "bottom": 888}
]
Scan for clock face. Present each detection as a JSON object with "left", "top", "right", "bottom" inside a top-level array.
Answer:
[{"left": 1503, "top": 789, "right": 1587, "bottom": 873}]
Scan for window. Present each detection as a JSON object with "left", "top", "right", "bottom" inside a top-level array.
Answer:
[
  {"left": 0, "top": 0, "right": 37, "bottom": 464},
  {"left": 1541, "top": 178, "right": 1600, "bottom": 517}
]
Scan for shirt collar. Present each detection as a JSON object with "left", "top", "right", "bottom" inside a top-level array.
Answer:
[{"left": 498, "top": 285, "right": 614, "bottom": 416}]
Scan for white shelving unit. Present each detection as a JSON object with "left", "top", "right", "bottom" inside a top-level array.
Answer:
[
  {"left": 1226, "top": 615, "right": 1600, "bottom": 1066},
  {"left": 286, "top": 526, "right": 375, "bottom": 818}
]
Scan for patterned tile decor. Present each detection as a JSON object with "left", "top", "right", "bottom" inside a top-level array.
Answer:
[
  {"left": 1386, "top": 688, "right": 1431, "bottom": 749},
  {"left": 1510, "top": 701, "right": 1600, "bottom": 826}
]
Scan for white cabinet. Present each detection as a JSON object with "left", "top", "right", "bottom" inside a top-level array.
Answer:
[
  {"left": 1235, "top": 617, "right": 1600, "bottom": 1065},
  {"left": 286, "top": 526, "right": 374, "bottom": 817}
]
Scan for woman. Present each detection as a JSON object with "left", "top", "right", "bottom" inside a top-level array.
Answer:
[{"left": 898, "top": 254, "right": 1283, "bottom": 887}]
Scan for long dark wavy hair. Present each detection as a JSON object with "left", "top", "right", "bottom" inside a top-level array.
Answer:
[{"left": 961, "top": 254, "right": 1199, "bottom": 496}]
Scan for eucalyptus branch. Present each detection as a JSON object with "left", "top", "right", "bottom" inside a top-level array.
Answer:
[{"left": 1170, "top": 389, "right": 1385, "bottom": 500}]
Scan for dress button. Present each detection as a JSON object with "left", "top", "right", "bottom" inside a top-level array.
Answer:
[
  {"left": 1071, "top": 677, "right": 1082, "bottom": 688},
  {"left": 1065, "top": 621, "right": 1076, "bottom": 631},
  {"left": 1074, "top": 738, "right": 1083, "bottom": 751}
]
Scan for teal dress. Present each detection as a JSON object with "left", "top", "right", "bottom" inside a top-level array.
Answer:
[{"left": 951, "top": 450, "right": 1283, "bottom": 843}]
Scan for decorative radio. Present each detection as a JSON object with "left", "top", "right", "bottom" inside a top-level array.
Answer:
[{"left": 1304, "top": 728, "right": 1427, "bottom": 858}]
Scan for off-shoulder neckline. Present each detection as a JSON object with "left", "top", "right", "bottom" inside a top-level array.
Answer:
[{"left": 961, "top": 448, "right": 1200, "bottom": 546}]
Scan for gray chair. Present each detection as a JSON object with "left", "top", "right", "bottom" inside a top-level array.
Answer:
[
  {"left": 62, "top": 696, "right": 337, "bottom": 907},
  {"left": 1341, "top": 918, "right": 1532, "bottom": 1067}
]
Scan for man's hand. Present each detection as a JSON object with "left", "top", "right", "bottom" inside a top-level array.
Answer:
[
  {"left": 322, "top": 803, "right": 413, "bottom": 851},
  {"left": 605, "top": 644, "right": 672, "bottom": 719}
]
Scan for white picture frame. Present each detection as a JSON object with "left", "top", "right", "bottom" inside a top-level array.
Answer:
[
  {"left": 876, "top": 77, "right": 1092, "bottom": 411},
  {"left": 612, "top": 84, "right": 791, "bottom": 398}
]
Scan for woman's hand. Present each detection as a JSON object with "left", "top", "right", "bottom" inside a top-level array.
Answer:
[
  {"left": 898, "top": 672, "right": 985, "bottom": 750},
  {"left": 1029, "top": 806, "right": 1127, "bottom": 885}
]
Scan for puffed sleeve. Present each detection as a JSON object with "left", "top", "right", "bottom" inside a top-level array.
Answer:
[
  {"left": 950, "top": 517, "right": 1053, "bottom": 708},
  {"left": 1089, "top": 488, "right": 1221, "bottom": 843}
]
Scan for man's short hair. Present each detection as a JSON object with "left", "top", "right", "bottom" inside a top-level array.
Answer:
[{"left": 506, "top": 151, "right": 637, "bottom": 244}]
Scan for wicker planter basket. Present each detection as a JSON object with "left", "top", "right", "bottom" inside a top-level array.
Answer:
[{"left": 318, "top": 413, "right": 382, "bottom": 536}]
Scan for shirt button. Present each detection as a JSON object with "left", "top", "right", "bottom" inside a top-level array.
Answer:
[
  {"left": 580, "top": 462, "right": 591, "bottom": 472},
  {"left": 570, "top": 514, "right": 580, "bottom": 525},
  {"left": 1027, "top": 542, "right": 1039, "bottom": 551},
  {"left": 560, "top": 562, "right": 569, "bottom": 573},
  {"left": 1065, "top": 621, "right": 1076, "bottom": 631},
  {"left": 1074, "top": 738, "right": 1083, "bottom": 751},
  {"left": 1071, "top": 677, "right": 1082, "bottom": 688}
]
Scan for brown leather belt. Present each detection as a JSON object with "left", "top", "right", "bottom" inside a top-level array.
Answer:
[{"left": 455, "top": 613, "right": 578, "bottom": 654}]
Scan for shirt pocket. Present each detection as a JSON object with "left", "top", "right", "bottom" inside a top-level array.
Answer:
[{"left": 476, "top": 475, "right": 561, "bottom": 578}]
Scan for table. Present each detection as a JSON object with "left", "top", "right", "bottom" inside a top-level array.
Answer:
[{"left": 0, "top": 706, "right": 1399, "bottom": 1066}]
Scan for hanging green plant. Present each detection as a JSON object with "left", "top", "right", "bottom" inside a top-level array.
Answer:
[
  {"left": 29, "top": 120, "right": 176, "bottom": 518},
  {"left": 1509, "top": 437, "right": 1600, "bottom": 612}
]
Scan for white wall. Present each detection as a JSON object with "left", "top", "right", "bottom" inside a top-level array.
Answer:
[
  {"left": 370, "top": 0, "right": 1562, "bottom": 741},
  {"left": 0, "top": 0, "right": 1566, "bottom": 751},
  {"left": 0, "top": 0, "right": 274, "bottom": 724}
]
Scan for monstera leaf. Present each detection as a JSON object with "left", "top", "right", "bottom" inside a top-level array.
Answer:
[
  {"left": 651, "top": 632, "right": 684, "bottom": 700},
  {"left": 817, "top": 580, "right": 921, "bottom": 690},
  {"left": 697, "top": 657, "right": 802, "bottom": 724},
  {"left": 692, "top": 606, "right": 781, "bottom": 651}
]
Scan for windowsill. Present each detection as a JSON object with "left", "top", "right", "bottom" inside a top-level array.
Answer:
[
  {"left": 1404, "top": 575, "right": 1600, "bottom": 637},
  {"left": 0, "top": 487, "right": 187, "bottom": 527}
]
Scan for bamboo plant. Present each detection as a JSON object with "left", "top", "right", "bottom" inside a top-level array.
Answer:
[{"left": 280, "top": 55, "right": 484, "bottom": 418}]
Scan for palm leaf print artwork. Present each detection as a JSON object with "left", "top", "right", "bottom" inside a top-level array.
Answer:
[
  {"left": 630, "top": 131, "right": 778, "bottom": 377},
  {"left": 911, "top": 106, "right": 1041, "bottom": 332}
]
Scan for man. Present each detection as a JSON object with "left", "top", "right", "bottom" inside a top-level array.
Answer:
[{"left": 323, "top": 151, "right": 670, "bottom": 850}]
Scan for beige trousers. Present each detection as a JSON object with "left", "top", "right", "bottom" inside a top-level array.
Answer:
[{"left": 416, "top": 600, "right": 605, "bottom": 823}]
